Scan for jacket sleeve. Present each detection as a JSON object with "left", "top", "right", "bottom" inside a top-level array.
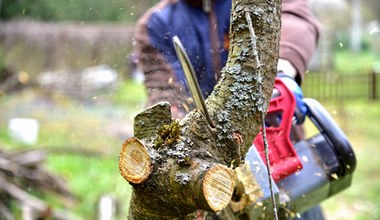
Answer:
[
  {"left": 280, "top": 0, "right": 321, "bottom": 84},
  {"left": 134, "top": 10, "right": 191, "bottom": 115}
]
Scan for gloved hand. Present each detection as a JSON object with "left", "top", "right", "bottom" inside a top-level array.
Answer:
[{"left": 276, "top": 72, "right": 307, "bottom": 124}]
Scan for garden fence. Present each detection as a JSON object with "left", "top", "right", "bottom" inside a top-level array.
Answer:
[{"left": 302, "top": 70, "right": 379, "bottom": 102}]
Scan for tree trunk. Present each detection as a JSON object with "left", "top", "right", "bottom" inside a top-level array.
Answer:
[{"left": 118, "top": 0, "right": 281, "bottom": 219}]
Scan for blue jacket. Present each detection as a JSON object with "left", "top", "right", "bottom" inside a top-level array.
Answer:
[{"left": 134, "top": 0, "right": 231, "bottom": 109}]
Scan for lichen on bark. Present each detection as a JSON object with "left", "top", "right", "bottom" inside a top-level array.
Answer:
[{"left": 206, "top": 0, "right": 281, "bottom": 167}]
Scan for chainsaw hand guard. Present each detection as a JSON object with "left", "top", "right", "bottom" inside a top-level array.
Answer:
[{"left": 254, "top": 79, "right": 303, "bottom": 182}]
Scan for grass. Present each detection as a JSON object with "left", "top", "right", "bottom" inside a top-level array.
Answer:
[
  {"left": 0, "top": 81, "right": 147, "bottom": 219},
  {"left": 334, "top": 50, "right": 379, "bottom": 74},
  {"left": 46, "top": 154, "right": 131, "bottom": 219},
  {"left": 111, "top": 80, "right": 147, "bottom": 107}
]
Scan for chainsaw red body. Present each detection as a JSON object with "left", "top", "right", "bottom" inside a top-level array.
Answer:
[{"left": 254, "top": 79, "right": 303, "bottom": 181}]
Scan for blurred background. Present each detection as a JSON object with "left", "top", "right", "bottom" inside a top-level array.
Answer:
[{"left": 0, "top": 0, "right": 379, "bottom": 219}]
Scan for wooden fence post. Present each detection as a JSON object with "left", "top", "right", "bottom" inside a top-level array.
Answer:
[{"left": 370, "top": 69, "right": 378, "bottom": 100}]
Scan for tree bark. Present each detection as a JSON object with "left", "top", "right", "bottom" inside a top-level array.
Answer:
[{"left": 118, "top": 0, "right": 281, "bottom": 219}]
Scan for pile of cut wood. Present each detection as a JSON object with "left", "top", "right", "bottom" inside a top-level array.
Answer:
[{"left": 0, "top": 149, "right": 79, "bottom": 220}]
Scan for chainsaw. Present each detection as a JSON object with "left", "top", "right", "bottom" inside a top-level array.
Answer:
[
  {"left": 173, "top": 36, "right": 357, "bottom": 219},
  {"left": 227, "top": 79, "right": 357, "bottom": 219}
]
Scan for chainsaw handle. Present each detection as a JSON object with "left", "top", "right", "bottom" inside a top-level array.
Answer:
[{"left": 304, "top": 98, "right": 356, "bottom": 176}]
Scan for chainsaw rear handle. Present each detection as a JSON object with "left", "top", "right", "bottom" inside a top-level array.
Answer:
[{"left": 304, "top": 98, "right": 357, "bottom": 176}]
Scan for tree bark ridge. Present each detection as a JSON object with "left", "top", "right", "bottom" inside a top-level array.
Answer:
[{"left": 206, "top": 0, "right": 281, "bottom": 166}]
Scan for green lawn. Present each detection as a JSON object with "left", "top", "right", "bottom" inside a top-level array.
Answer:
[
  {"left": 0, "top": 81, "right": 146, "bottom": 219},
  {"left": 46, "top": 154, "right": 132, "bottom": 219},
  {"left": 334, "top": 50, "right": 379, "bottom": 74}
]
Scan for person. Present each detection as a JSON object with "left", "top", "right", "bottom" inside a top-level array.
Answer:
[
  {"left": 133, "top": 0, "right": 322, "bottom": 219},
  {"left": 134, "top": 0, "right": 320, "bottom": 118},
  {"left": 134, "top": 0, "right": 231, "bottom": 118}
]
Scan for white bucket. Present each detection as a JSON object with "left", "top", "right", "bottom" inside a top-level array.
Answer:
[{"left": 8, "top": 118, "right": 39, "bottom": 145}]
